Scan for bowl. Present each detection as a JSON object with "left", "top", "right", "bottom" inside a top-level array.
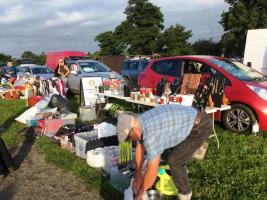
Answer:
[{"left": 147, "top": 190, "right": 163, "bottom": 200}]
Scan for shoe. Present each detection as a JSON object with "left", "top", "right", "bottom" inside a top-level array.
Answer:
[
  {"left": 192, "top": 142, "right": 208, "bottom": 160},
  {"left": 178, "top": 191, "right": 192, "bottom": 200}
]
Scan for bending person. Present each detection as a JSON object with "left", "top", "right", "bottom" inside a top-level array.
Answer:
[{"left": 117, "top": 104, "right": 212, "bottom": 200}]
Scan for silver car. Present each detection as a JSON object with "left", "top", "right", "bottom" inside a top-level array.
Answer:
[
  {"left": 66, "top": 59, "right": 123, "bottom": 94},
  {"left": 17, "top": 65, "right": 54, "bottom": 79}
]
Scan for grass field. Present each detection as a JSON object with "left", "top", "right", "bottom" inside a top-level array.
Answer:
[{"left": 0, "top": 98, "right": 266, "bottom": 200}]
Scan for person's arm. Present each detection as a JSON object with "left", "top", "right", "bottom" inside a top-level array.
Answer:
[
  {"left": 132, "top": 143, "right": 145, "bottom": 193},
  {"left": 134, "top": 156, "right": 160, "bottom": 200},
  {"left": 63, "top": 65, "right": 70, "bottom": 77}
]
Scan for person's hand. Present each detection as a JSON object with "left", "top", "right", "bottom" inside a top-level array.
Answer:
[
  {"left": 132, "top": 175, "right": 142, "bottom": 194},
  {"left": 134, "top": 191, "right": 144, "bottom": 200}
]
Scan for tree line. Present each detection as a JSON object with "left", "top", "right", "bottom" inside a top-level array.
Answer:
[{"left": 0, "top": 51, "right": 46, "bottom": 66}]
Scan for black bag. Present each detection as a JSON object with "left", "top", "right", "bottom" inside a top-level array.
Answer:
[
  {"left": 210, "top": 76, "right": 226, "bottom": 107},
  {"left": 49, "top": 94, "right": 71, "bottom": 112},
  {"left": 170, "top": 76, "right": 183, "bottom": 94},
  {"left": 124, "top": 84, "right": 141, "bottom": 97},
  {"left": 156, "top": 77, "right": 169, "bottom": 96},
  {"left": 192, "top": 75, "right": 213, "bottom": 111},
  {"left": 55, "top": 124, "right": 76, "bottom": 137}
]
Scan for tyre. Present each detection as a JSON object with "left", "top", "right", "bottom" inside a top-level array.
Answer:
[{"left": 222, "top": 104, "right": 256, "bottom": 133}]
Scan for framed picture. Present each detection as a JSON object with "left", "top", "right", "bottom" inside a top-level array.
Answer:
[{"left": 81, "top": 77, "right": 103, "bottom": 106}]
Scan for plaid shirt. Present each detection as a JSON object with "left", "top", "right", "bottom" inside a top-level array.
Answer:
[{"left": 139, "top": 104, "right": 197, "bottom": 161}]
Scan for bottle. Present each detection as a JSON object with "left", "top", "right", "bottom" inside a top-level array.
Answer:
[{"left": 208, "top": 95, "right": 214, "bottom": 107}]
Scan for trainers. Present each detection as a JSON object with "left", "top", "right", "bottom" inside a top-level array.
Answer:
[{"left": 178, "top": 191, "right": 192, "bottom": 200}]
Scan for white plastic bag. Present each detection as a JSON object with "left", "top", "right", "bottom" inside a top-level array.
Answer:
[
  {"left": 96, "top": 122, "right": 116, "bottom": 139},
  {"left": 124, "top": 179, "right": 149, "bottom": 200}
]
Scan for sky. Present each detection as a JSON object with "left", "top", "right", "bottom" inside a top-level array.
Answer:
[{"left": 0, "top": 0, "right": 229, "bottom": 57}]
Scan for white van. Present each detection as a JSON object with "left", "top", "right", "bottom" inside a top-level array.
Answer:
[{"left": 244, "top": 29, "right": 267, "bottom": 76}]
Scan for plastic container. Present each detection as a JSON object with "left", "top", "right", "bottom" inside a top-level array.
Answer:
[
  {"left": 155, "top": 165, "right": 178, "bottom": 196},
  {"left": 103, "top": 146, "right": 119, "bottom": 174},
  {"left": 74, "top": 130, "right": 98, "bottom": 159},
  {"left": 110, "top": 166, "right": 131, "bottom": 192},
  {"left": 79, "top": 106, "right": 96, "bottom": 121}
]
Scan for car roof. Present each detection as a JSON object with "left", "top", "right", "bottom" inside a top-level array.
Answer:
[
  {"left": 124, "top": 58, "right": 150, "bottom": 62},
  {"left": 21, "top": 65, "right": 49, "bottom": 68},
  {"left": 71, "top": 59, "right": 98, "bottom": 63},
  {"left": 152, "top": 55, "right": 223, "bottom": 62}
]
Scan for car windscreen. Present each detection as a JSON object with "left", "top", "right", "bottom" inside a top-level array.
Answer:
[
  {"left": 79, "top": 61, "right": 111, "bottom": 73},
  {"left": 31, "top": 67, "right": 53, "bottom": 74},
  {"left": 210, "top": 59, "right": 267, "bottom": 82}
]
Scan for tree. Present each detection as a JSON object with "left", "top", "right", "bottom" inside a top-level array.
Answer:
[
  {"left": 0, "top": 53, "right": 12, "bottom": 64},
  {"left": 21, "top": 51, "right": 46, "bottom": 65},
  {"left": 220, "top": 0, "right": 267, "bottom": 56},
  {"left": 115, "top": 0, "right": 164, "bottom": 55},
  {"left": 21, "top": 51, "right": 37, "bottom": 61},
  {"left": 157, "top": 24, "right": 193, "bottom": 56},
  {"left": 95, "top": 31, "right": 124, "bottom": 56},
  {"left": 192, "top": 39, "right": 222, "bottom": 56}
]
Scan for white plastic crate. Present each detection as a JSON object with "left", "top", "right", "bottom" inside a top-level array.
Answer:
[
  {"left": 103, "top": 146, "right": 119, "bottom": 174},
  {"left": 74, "top": 130, "right": 98, "bottom": 159}
]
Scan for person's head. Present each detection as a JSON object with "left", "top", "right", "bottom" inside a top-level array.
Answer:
[
  {"left": 117, "top": 113, "right": 141, "bottom": 142},
  {"left": 7, "top": 61, "right": 13, "bottom": 67},
  {"left": 71, "top": 63, "right": 78, "bottom": 71},
  {"left": 58, "top": 59, "right": 64, "bottom": 67}
]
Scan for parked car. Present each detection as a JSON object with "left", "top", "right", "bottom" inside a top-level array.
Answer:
[
  {"left": 121, "top": 58, "right": 149, "bottom": 84},
  {"left": 17, "top": 65, "right": 54, "bottom": 79},
  {"left": 66, "top": 58, "right": 123, "bottom": 94},
  {"left": 138, "top": 55, "right": 267, "bottom": 133},
  {"left": 16, "top": 58, "right": 35, "bottom": 67},
  {"left": 45, "top": 51, "right": 87, "bottom": 71}
]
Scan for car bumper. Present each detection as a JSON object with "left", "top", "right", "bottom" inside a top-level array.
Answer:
[{"left": 256, "top": 106, "right": 267, "bottom": 131}]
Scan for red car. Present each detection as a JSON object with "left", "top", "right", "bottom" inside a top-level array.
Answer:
[{"left": 138, "top": 55, "right": 267, "bottom": 133}]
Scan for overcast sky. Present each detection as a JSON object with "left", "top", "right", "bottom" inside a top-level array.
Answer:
[{"left": 0, "top": 0, "right": 229, "bottom": 57}]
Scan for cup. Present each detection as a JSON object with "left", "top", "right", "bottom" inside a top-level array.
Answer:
[
  {"left": 160, "top": 96, "right": 166, "bottom": 104},
  {"left": 169, "top": 95, "right": 174, "bottom": 102},
  {"left": 176, "top": 96, "right": 183, "bottom": 104}
]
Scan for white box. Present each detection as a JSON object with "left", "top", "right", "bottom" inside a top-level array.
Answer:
[{"left": 79, "top": 106, "right": 97, "bottom": 121}]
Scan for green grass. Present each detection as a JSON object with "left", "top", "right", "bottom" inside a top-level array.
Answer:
[
  {"left": 1, "top": 97, "right": 267, "bottom": 199},
  {"left": 0, "top": 99, "right": 27, "bottom": 147},
  {"left": 189, "top": 127, "right": 267, "bottom": 200}
]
